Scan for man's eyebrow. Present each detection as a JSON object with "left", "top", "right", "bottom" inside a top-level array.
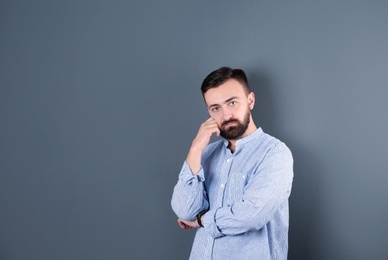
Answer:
[
  {"left": 208, "top": 96, "right": 239, "bottom": 109},
  {"left": 225, "top": 96, "right": 238, "bottom": 103}
]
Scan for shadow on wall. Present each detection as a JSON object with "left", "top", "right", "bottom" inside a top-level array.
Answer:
[{"left": 249, "top": 68, "right": 323, "bottom": 260}]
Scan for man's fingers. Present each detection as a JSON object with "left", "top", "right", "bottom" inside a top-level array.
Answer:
[
  {"left": 202, "top": 118, "right": 220, "bottom": 134},
  {"left": 190, "top": 117, "right": 221, "bottom": 153},
  {"left": 177, "top": 219, "right": 192, "bottom": 229},
  {"left": 177, "top": 219, "right": 186, "bottom": 229}
]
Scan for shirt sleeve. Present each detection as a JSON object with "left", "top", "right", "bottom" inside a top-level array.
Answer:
[
  {"left": 171, "top": 161, "right": 210, "bottom": 221},
  {"left": 202, "top": 143, "right": 294, "bottom": 238}
]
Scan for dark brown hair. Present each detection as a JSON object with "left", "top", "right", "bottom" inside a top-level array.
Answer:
[{"left": 200, "top": 67, "right": 250, "bottom": 95}]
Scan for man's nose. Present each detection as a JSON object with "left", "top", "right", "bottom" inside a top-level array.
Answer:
[{"left": 222, "top": 107, "right": 233, "bottom": 121}]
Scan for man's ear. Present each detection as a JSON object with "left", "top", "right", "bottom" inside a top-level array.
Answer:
[{"left": 248, "top": 92, "right": 255, "bottom": 110}]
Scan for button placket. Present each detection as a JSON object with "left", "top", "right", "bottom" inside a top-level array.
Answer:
[{"left": 218, "top": 156, "right": 234, "bottom": 204}]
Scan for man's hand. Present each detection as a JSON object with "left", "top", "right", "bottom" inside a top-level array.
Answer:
[
  {"left": 177, "top": 218, "right": 200, "bottom": 230},
  {"left": 186, "top": 117, "right": 220, "bottom": 174},
  {"left": 191, "top": 117, "right": 220, "bottom": 152}
]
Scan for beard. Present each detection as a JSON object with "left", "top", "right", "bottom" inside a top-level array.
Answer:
[{"left": 220, "top": 111, "right": 250, "bottom": 140}]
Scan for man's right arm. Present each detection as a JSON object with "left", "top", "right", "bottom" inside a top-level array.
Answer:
[
  {"left": 186, "top": 117, "right": 220, "bottom": 174},
  {"left": 171, "top": 161, "right": 208, "bottom": 221},
  {"left": 171, "top": 117, "right": 219, "bottom": 220}
]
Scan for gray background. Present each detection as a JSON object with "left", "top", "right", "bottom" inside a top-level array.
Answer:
[{"left": 1, "top": 1, "right": 387, "bottom": 259}]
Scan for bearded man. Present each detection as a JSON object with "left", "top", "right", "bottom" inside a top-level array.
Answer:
[{"left": 171, "top": 67, "right": 294, "bottom": 260}]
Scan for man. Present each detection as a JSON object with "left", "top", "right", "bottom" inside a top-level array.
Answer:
[{"left": 171, "top": 67, "right": 294, "bottom": 259}]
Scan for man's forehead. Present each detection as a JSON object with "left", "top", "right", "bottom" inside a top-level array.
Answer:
[{"left": 204, "top": 79, "right": 246, "bottom": 105}]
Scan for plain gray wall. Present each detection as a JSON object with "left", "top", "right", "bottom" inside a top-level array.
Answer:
[{"left": 1, "top": 1, "right": 387, "bottom": 259}]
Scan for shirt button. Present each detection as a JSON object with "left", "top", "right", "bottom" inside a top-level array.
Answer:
[
  {"left": 220, "top": 184, "right": 225, "bottom": 189},
  {"left": 227, "top": 158, "right": 231, "bottom": 163}
]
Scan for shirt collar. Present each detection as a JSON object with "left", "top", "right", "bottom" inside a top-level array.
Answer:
[{"left": 222, "top": 127, "right": 263, "bottom": 151}]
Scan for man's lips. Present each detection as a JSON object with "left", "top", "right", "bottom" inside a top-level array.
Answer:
[
  {"left": 225, "top": 122, "right": 237, "bottom": 127},
  {"left": 222, "top": 120, "right": 239, "bottom": 128}
]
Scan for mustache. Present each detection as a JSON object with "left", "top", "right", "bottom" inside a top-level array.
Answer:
[{"left": 221, "top": 119, "right": 240, "bottom": 128}]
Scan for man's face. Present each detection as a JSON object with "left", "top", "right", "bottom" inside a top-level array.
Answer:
[
  {"left": 219, "top": 110, "right": 250, "bottom": 140},
  {"left": 204, "top": 79, "right": 255, "bottom": 140}
]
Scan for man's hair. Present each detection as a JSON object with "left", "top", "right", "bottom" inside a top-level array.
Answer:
[{"left": 201, "top": 67, "right": 251, "bottom": 95}]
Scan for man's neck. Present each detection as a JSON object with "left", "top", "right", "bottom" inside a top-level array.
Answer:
[{"left": 227, "top": 123, "right": 257, "bottom": 153}]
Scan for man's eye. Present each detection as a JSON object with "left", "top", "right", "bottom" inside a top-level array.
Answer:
[
  {"left": 211, "top": 107, "right": 219, "bottom": 111},
  {"left": 230, "top": 101, "right": 236, "bottom": 106}
]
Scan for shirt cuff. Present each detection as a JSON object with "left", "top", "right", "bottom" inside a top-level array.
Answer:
[
  {"left": 179, "top": 161, "right": 205, "bottom": 182},
  {"left": 202, "top": 208, "right": 224, "bottom": 238}
]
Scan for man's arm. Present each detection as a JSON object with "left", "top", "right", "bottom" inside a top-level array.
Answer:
[
  {"left": 202, "top": 143, "right": 294, "bottom": 238},
  {"left": 186, "top": 117, "right": 220, "bottom": 174},
  {"left": 171, "top": 118, "right": 219, "bottom": 221}
]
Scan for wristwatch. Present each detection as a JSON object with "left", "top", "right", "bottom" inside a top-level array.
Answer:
[{"left": 196, "top": 210, "right": 207, "bottom": 227}]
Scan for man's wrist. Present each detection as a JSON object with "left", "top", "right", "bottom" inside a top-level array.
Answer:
[{"left": 196, "top": 210, "right": 207, "bottom": 227}]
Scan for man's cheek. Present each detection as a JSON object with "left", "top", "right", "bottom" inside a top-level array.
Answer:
[{"left": 210, "top": 115, "right": 222, "bottom": 127}]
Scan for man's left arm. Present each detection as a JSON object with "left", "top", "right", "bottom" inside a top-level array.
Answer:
[{"left": 202, "top": 143, "right": 294, "bottom": 238}]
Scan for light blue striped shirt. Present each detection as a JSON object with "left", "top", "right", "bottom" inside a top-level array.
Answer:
[{"left": 171, "top": 128, "right": 293, "bottom": 259}]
